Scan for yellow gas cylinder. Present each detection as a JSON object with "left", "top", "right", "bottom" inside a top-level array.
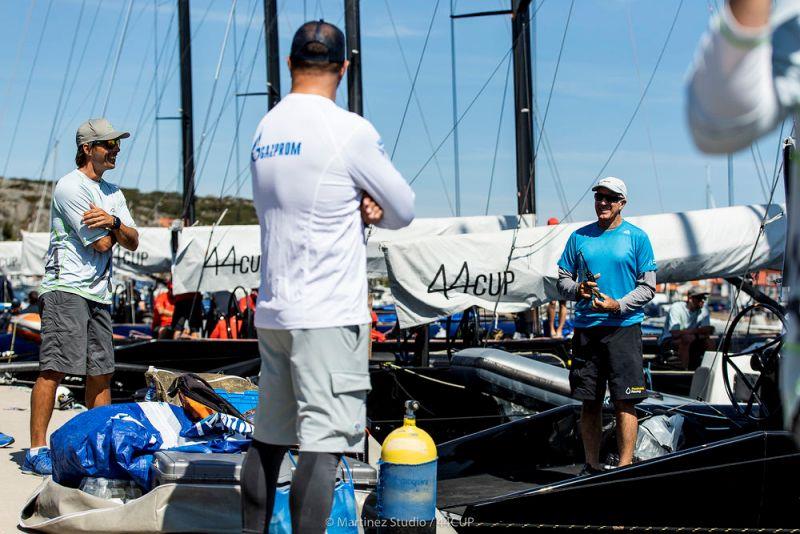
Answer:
[{"left": 377, "top": 400, "right": 437, "bottom": 531}]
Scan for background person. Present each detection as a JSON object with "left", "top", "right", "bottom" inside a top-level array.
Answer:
[
  {"left": 557, "top": 176, "right": 657, "bottom": 473},
  {"left": 22, "top": 291, "right": 40, "bottom": 314},
  {"left": 152, "top": 280, "right": 175, "bottom": 339},
  {"left": 25, "top": 118, "right": 138, "bottom": 476},
  {"left": 658, "top": 287, "right": 715, "bottom": 370},
  {"left": 546, "top": 218, "right": 568, "bottom": 338},
  {"left": 242, "top": 20, "right": 414, "bottom": 533}
]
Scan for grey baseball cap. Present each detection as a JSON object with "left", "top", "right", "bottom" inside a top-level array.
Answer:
[{"left": 75, "top": 118, "right": 130, "bottom": 147}]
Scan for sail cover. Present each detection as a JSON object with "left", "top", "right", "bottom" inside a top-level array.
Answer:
[
  {"left": 170, "top": 215, "right": 534, "bottom": 294},
  {"left": 383, "top": 204, "right": 786, "bottom": 328},
  {"left": 21, "top": 228, "right": 173, "bottom": 277},
  {"left": 0, "top": 241, "right": 22, "bottom": 275}
]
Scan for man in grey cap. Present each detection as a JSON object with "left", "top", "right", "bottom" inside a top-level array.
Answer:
[
  {"left": 557, "top": 176, "right": 657, "bottom": 473},
  {"left": 659, "top": 286, "right": 715, "bottom": 370},
  {"left": 24, "top": 118, "right": 138, "bottom": 476}
]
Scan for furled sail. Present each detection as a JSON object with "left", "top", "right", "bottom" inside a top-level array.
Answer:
[{"left": 382, "top": 204, "right": 786, "bottom": 327}]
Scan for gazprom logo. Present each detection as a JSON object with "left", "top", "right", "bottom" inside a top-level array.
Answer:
[{"left": 251, "top": 133, "right": 302, "bottom": 161}]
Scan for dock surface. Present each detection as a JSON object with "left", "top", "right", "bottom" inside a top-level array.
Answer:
[{"left": 0, "top": 385, "right": 78, "bottom": 532}]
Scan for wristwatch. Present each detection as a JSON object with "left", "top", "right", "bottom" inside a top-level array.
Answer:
[{"left": 111, "top": 216, "right": 121, "bottom": 230}]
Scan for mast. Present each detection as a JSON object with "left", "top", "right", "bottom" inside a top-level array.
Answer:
[
  {"left": 512, "top": 0, "right": 535, "bottom": 217},
  {"left": 264, "top": 0, "right": 281, "bottom": 110},
  {"left": 449, "top": 0, "right": 461, "bottom": 216},
  {"left": 344, "top": 0, "right": 363, "bottom": 115},
  {"left": 178, "top": 0, "right": 196, "bottom": 224}
]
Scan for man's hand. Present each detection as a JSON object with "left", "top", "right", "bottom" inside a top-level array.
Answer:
[
  {"left": 361, "top": 193, "right": 384, "bottom": 225},
  {"left": 83, "top": 203, "right": 114, "bottom": 230},
  {"left": 592, "top": 293, "right": 620, "bottom": 313},
  {"left": 577, "top": 273, "right": 601, "bottom": 300}
]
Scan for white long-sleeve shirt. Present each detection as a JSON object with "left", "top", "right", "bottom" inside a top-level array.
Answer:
[
  {"left": 686, "top": 2, "right": 799, "bottom": 154},
  {"left": 250, "top": 92, "right": 415, "bottom": 330}
]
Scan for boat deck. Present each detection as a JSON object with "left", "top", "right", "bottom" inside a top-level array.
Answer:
[{"left": 0, "top": 385, "right": 78, "bottom": 532}]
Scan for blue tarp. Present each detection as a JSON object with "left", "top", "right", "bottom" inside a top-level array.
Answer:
[{"left": 51, "top": 402, "right": 250, "bottom": 489}]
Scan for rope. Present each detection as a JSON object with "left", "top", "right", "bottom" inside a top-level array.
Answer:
[
  {"left": 444, "top": 519, "right": 800, "bottom": 532},
  {"left": 389, "top": 0, "right": 441, "bottom": 160}
]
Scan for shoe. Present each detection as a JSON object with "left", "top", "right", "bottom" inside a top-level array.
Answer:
[
  {"left": 22, "top": 447, "right": 53, "bottom": 476},
  {"left": 578, "top": 463, "right": 605, "bottom": 476},
  {"left": 0, "top": 433, "right": 13, "bottom": 448}
]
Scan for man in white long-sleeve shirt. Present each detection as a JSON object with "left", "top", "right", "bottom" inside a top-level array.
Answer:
[
  {"left": 687, "top": 0, "right": 799, "bottom": 440},
  {"left": 241, "top": 20, "right": 415, "bottom": 533}
]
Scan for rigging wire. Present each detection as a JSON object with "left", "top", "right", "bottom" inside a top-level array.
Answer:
[
  {"left": 121, "top": 0, "right": 216, "bottom": 189},
  {"left": 0, "top": 0, "right": 55, "bottom": 183},
  {"left": 91, "top": 4, "right": 129, "bottom": 113},
  {"left": 489, "top": 0, "right": 575, "bottom": 318},
  {"left": 750, "top": 144, "right": 771, "bottom": 202},
  {"left": 507, "top": 0, "right": 684, "bottom": 259},
  {"left": 217, "top": 0, "right": 267, "bottom": 199},
  {"left": 625, "top": 3, "right": 665, "bottom": 212},
  {"left": 389, "top": 0, "right": 441, "bottom": 160},
  {"left": 101, "top": 0, "right": 136, "bottom": 116},
  {"left": 30, "top": 0, "right": 88, "bottom": 232},
  {"left": 384, "top": 0, "right": 454, "bottom": 216},
  {"left": 484, "top": 56, "right": 512, "bottom": 216},
  {"left": 0, "top": 0, "right": 37, "bottom": 153},
  {"left": 409, "top": 0, "right": 551, "bottom": 188}
]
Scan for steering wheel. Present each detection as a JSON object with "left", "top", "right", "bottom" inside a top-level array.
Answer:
[{"left": 721, "top": 301, "right": 787, "bottom": 421}]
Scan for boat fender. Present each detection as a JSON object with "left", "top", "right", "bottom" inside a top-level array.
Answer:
[{"left": 377, "top": 399, "right": 437, "bottom": 532}]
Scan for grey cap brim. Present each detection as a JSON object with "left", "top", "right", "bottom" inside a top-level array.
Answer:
[{"left": 97, "top": 131, "right": 131, "bottom": 141}]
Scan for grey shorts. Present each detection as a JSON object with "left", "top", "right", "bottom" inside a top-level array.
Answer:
[
  {"left": 253, "top": 324, "right": 371, "bottom": 453},
  {"left": 39, "top": 290, "right": 114, "bottom": 376}
]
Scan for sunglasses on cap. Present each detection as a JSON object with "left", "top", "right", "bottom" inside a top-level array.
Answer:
[
  {"left": 594, "top": 192, "right": 623, "bottom": 203},
  {"left": 92, "top": 139, "right": 121, "bottom": 150}
]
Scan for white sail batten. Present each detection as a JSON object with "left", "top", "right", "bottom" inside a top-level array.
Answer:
[{"left": 382, "top": 204, "right": 786, "bottom": 328}]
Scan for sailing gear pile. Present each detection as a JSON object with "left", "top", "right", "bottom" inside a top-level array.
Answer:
[
  {"left": 167, "top": 373, "right": 247, "bottom": 421},
  {"left": 250, "top": 92, "right": 415, "bottom": 330},
  {"left": 50, "top": 402, "right": 251, "bottom": 489}
]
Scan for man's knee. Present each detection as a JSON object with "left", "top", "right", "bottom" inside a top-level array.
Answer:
[
  {"left": 582, "top": 400, "right": 603, "bottom": 414},
  {"left": 613, "top": 399, "right": 637, "bottom": 415},
  {"left": 86, "top": 373, "right": 112, "bottom": 384},
  {"left": 37, "top": 370, "right": 65, "bottom": 385}
]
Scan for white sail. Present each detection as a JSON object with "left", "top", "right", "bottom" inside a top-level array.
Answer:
[
  {"left": 382, "top": 204, "right": 786, "bottom": 328},
  {"left": 0, "top": 241, "right": 22, "bottom": 276},
  {"left": 20, "top": 228, "right": 173, "bottom": 277},
  {"left": 170, "top": 215, "right": 534, "bottom": 294}
]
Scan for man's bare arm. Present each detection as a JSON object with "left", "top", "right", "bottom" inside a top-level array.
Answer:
[
  {"left": 91, "top": 234, "right": 116, "bottom": 253},
  {"left": 83, "top": 203, "right": 139, "bottom": 251}
]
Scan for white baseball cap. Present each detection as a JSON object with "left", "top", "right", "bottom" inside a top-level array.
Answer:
[{"left": 592, "top": 176, "right": 627, "bottom": 199}]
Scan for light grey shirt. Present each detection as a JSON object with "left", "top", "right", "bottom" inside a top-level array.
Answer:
[
  {"left": 40, "top": 169, "right": 136, "bottom": 304},
  {"left": 658, "top": 301, "right": 711, "bottom": 345}
]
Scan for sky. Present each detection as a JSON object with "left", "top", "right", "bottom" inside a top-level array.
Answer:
[{"left": 0, "top": 0, "right": 788, "bottom": 225}]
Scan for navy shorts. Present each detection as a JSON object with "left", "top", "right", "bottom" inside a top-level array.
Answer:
[
  {"left": 39, "top": 290, "right": 114, "bottom": 376},
  {"left": 569, "top": 324, "right": 647, "bottom": 403}
]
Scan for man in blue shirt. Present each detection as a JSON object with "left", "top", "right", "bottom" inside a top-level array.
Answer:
[{"left": 557, "top": 176, "right": 657, "bottom": 473}]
